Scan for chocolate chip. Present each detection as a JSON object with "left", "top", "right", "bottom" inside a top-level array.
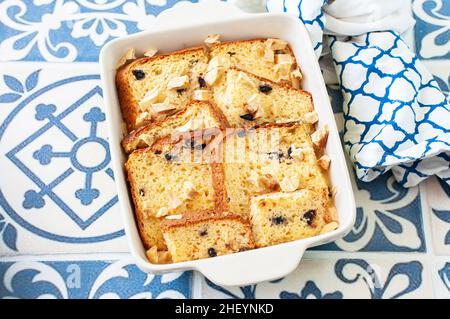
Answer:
[
  {"left": 132, "top": 70, "right": 145, "bottom": 80},
  {"left": 237, "top": 129, "right": 246, "bottom": 138},
  {"left": 165, "top": 153, "right": 175, "bottom": 161},
  {"left": 199, "top": 228, "right": 208, "bottom": 236},
  {"left": 274, "top": 50, "right": 285, "bottom": 54},
  {"left": 271, "top": 216, "right": 286, "bottom": 225},
  {"left": 287, "top": 146, "right": 293, "bottom": 158},
  {"left": 198, "top": 76, "right": 206, "bottom": 88},
  {"left": 208, "top": 248, "right": 217, "bottom": 257},
  {"left": 303, "top": 210, "right": 316, "bottom": 226},
  {"left": 139, "top": 189, "right": 145, "bottom": 196},
  {"left": 154, "top": 150, "right": 162, "bottom": 155},
  {"left": 240, "top": 113, "right": 255, "bottom": 121},
  {"left": 227, "top": 51, "right": 236, "bottom": 57},
  {"left": 176, "top": 88, "right": 186, "bottom": 94},
  {"left": 259, "top": 84, "right": 272, "bottom": 94}
]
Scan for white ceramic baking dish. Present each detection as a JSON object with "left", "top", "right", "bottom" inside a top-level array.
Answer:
[{"left": 99, "top": 0, "right": 356, "bottom": 286}]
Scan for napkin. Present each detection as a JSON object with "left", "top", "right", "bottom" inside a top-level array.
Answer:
[{"left": 266, "top": 0, "right": 450, "bottom": 187}]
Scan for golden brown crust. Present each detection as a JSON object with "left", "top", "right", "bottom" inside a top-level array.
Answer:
[
  {"left": 121, "top": 100, "right": 230, "bottom": 153},
  {"left": 116, "top": 46, "right": 205, "bottom": 131}
]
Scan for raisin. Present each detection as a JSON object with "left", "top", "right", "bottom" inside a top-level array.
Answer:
[
  {"left": 198, "top": 76, "right": 206, "bottom": 88},
  {"left": 132, "top": 69, "right": 145, "bottom": 80},
  {"left": 139, "top": 189, "right": 145, "bottom": 196},
  {"left": 208, "top": 248, "right": 217, "bottom": 257},
  {"left": 240, "top": 113, "right": 255, "bottom": 121},
  {"left": 154, "top": 150, "right": 162, "bottom": 155},
  {"left": 267, "top": 150, "right": 284, "bottom": 160},
  {"left": 271, "top": 216, "right": 286, "bottom": 225},
  {"left": 303, "top": 210, "right": 316, "bottom": 226},
  {"left": 259, "top": 84, "right": 272, "bottom": 94},
  {"left": 199, "top": 228, "right": 208, "bottom": 236},
  {"left": 227, "top": 197, "right": 231, "bottom": 202},
  {"left": 251, "top": 125, "right": 260, "bottom": 130},
  {"left": 237, "top": 129, "right": 246, "bottom": 138},
  {"left": 176, "top": 88, "right": 186, "bottom": 94},
  {"left": 287, "top": 146, "right": 293, "bottom": 158},
  {"left": 227, "top": 51, "right": 236, "bottom": 57},
  {"left": 328, "top": 187, "right": 333, "bottom": 198},
  {"left": 165, "top": 153, "right": 175, "bottom": 161},
  {"left": 274, "top": 50, "right": 285, "bottom": 54}
]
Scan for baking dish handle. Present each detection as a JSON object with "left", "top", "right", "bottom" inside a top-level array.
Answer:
[
  {"left": 152, "top": 0, "right": 250, "bottom": 31},
  {"left": 197, "top": 244, "right": 307, "bottom": 286}
]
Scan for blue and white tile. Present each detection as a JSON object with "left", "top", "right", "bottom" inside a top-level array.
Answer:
[
  {"left": 423, "top": 176, "right": 450, "bottom": 255},
  {"left": 432, "top": 259, "right": 450, "bottom": 298},
  {"left": 0, "top": 62, "right": 127, "bottom": 254},
  {"left": 413, "top": 0, "right": 450, "bottom": 60},
  {"left": 0, "top": 0, "right": 198, "bottom": 62},
  {"left": 0, "top": 256, "right": 191, "bottom": 299},
  {"left": 195, "top": 254, "right": 432, "bottom": 299},
  {"left": 421, "top": 59, "right": 450, "bottom": 96}
]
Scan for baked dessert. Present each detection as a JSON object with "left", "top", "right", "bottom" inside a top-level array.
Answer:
[
  {"left": 220, "top": 122, "right": 329, "bottom": 217},
  {"left": 161, "top": 211, "right": 255, "bottom": 262},
  {"left": 122, "top": 100, "right": 229, "bottom": 153},
  {"left": 250, "top": 190, "right": 335, "bottom": 247},
  {"left": 116, "top": 38, "right": 299, "bottom": 131},
  {"left": 118, "top": 36, "right": 337, "bottom": 264}
]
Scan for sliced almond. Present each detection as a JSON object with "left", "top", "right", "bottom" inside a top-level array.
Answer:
[
  {"left": 193, "top": 89, "right": 212, "bottom": 101},
  {"left": 135, "top": 111, "right": 151, "bottom": 127},
  {"left": 292, "top": 68, "right": 303, "bottom": 80},
  {"left": 151, "top": 102, "right": 177, "bottom": 116},
  {"left": 304, "top": 111, "right": 318, "bottom": 124},
  {"left": 289, "top": 145, "right": 304, "bottom": 162},
  {"left": 263, "top": 48, "right": 275, "bottom": 62},
  {"left": 246, "top": 93, "right": 261, "bottom": 114},
  {"left": 155, "top": 207, "right": 169, "bottom": 218},
  {"left": 143, "top": 48, "right": 158, "bottom": 58},
  {"left": 279, "top": 174, "right": 299, "bottom": 192},
  {"left": 236, "top": 71, "right": 256, "bottom": 89},
  {"left": 275, "top": 62, "right": 293, "bottom": 81},
  {"left": 320, "top": 221, "right": 339, "bottom": 234},
  {"left": 165, "top": 214, "right": 183, "bottom": 220},
  {"left": 146, "top": 246, "right": 159, "bottom": 263},
  {"left": 276, "top": 54, "right": 294, "bottom": 64},
  {"left": 204, "top": 34, "right": 221, "bottom": 46},
  {"left": 266, "top": 38, "right": 288, "bottom": 51},
  {"left": 311, "top": 125, "right": 329, "bottom": 150},
  {"left": 317, "top": 154, "right": 331, "bottom": 170},
  {"left": 167, "top": 75, "right": 189, "bottom": 90},
  {"left": 138, "top": 86, "right": 160, "bottom": 111},
  {"left": 204, "top": 57, "right": 224, "bottom": 86},
  {"left": 116, "top": 48, "right": 135, "bottom": 69}
]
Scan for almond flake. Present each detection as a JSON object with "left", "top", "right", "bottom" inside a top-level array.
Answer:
[
  {"left": 263, "top": 48, "right": 275, "bottom": 62},
  {"left": 167, "top": 75, "right": 189, "bottom": 90},
  {"left": 276, "top": 54, "right": 294, "bottom": 64},
  {"left": 246, "top": 94, "right": 261, "bottom": 114},
  {"left": 275, "top": 62, "right": 293, "bottom": 81},
  {"left": 155, "top": 207, "right": 169, "bottom": 218},
  {"left": 138, "top": 86, "right": 160, "bottom": 111},
  {"left": 165, "top": 214, "right": 183, "bottom": 220},
  {"left": 116, "top": 48, "right": 135, "bottom": 69},
  {"left": 304, "top": 111, "right": 318, "bottom": 124},
  {"left": 151, "top": 102, "right": 177, "bottom": 116},
  {"left": 146, "top": 246, "right": 159, "bottom": 263},
  {"left": 289, "top": 146, "right": 304, "bottom": 162},
  {"left": 266, "top": 38, "right": 288, "bottom": 51},
  {"left": 204, "top": 34, "right": 221, "bottom": 46},
  {"left": 317, "top": 154, "right": 331, "bottom": 170},
  {"left": 135, "top": 111, "right": 151, "bottom": 127},
  {"left": 311, "top": 125, "right": 329, "bottom": 150},
  {"left": 292, "top": 68, "right": 303, "bottom": 80},
  {"left": 143, "top": 48, "right": 158, "bottom": 57}
]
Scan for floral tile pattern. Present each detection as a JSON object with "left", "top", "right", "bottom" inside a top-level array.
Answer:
[
  {"left": 0, "top": 0, "right": 198, "bottom": 62},
  {"left": 196, "top": 256, "right": 433, "bottom": 299},
  {"left": 413, "top": 0, "right": 450, "bottom": 60},
  {"left": 433, "top": 260, "right": 450, "bottom": 298},
  {"left": 0, "top": 258, "right": 191, "bottom": 299},
  {"left": 0, "top": 63, "right": 127, "bottom": 254}
]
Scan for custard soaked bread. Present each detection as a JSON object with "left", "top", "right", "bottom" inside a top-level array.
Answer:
[
  {"left": 250, "top": 190, "right": 333, "bottom": 247},
  {"left": 116, "top": 38, "right": 299, "bottom": 131},
  {"left": 122, "top": 101, "right": 229, "bottom": 153},
  {"left": 212, "top": 68, "right": 314, "bottom": 129},
  {"left": 221, "top": 123, "right": 329, "bottom": 218},
  {"left": 161, "top": 211, "right": 255, "bottom": 262}
]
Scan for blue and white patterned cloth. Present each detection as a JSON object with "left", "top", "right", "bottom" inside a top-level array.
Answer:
[
  {"left": 1, "top": 0, "right": 450, "bottom": 299},
  {"left": 268, "top": 0, "right": 450, "bottom": 188}
]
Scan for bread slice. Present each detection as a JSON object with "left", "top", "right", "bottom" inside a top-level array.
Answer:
[
  {"left": 210, "top": 38, "right": 297, "bottom": 85},
  {"left": 212, "top": 68, "right": 314, "bottom": 129},
  {"left": 116, "top": 47, "right": 209, "bottom": 131},
  {"left": 160, "top": 211, "right": 255, "bottom": 262},
  {"left": 139, "top": 216, "right": 166, "bottom": 250},
  {"left": 221, "top": 122, "right": 330, "bottom": 218},
  {"left": 250, "top": 190, "right": 331, "bottom": 247},
  {"left": 122, "top": 100, "right": 229, "bottom": 153}
]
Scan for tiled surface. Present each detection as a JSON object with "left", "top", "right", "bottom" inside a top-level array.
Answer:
[{"left": 0, "top": 0, "right": 449, "bottom": 299}]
